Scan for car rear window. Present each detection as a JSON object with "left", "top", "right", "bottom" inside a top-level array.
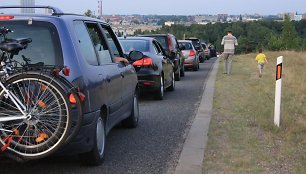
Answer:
[
  {"left": 119, "top": 39, "right": 149, "bottom": 52},
  {"left": 191, "top": 40, "right": 201, "bottom": 47},
  {"left": 201, "top": 43, "right": 207, "bottom": 49},
  {"left": 179, "top": 42, "right": 193, "bottom": 50},
  {"left": 0, "top": 21, "right": 63, "bottom": 66},
  {"left": 151, "top": 36, "right": 167, "bottom": 50}
]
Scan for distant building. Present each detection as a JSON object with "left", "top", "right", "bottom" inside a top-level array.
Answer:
[
  {"left": 194, "top": 15, "right": 205, "bottom": 23},
  {"left": 281, "top": 12, "right": 303, "bottom": 21},
  {"left": 294, "top": 14, "right": 302, "bottom": 21},
  {"left": 20, "top": 0, "right": 35, "bottom": 13},
  {"left": 217, "top": 14, "right": 228, "bottom": 22},
  {"left": 164, "top": 21, "right": 174, "bottom": 26},
  {"left": 282, "top": 12, "right": 295, "bottom": 20}
]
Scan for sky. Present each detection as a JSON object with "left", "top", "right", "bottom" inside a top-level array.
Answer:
[{"left": 1, "top": 0, "right": 306, "bottom": 15}]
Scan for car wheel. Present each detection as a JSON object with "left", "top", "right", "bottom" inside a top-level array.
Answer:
[
  {"left": 175, "top": 66, "right": 181, "bottom": 81},
  {"left": 79, "top": 116, "right": 106, "bottom": 166},
  {"left": 122, "top": 92, "right": 139, "bottom": 128},
  {"left": 167, "top": 71, "right": 175, "bottom": 91},
  {"left": 193, "top": 60, "right": 199, "bottom": 71},
  {"left": 155, "top": 75, "right": 164, "bottom": 100},
  {"left": 180, "top": 64, "right": 185, "bottom": 77},
  {"left": 200, "top": 56, "right": 204, "bottom": 63}
]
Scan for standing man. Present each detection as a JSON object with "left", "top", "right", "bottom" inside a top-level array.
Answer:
[{"left": 221, "top": 30, "right": 238, "bottom": 74}]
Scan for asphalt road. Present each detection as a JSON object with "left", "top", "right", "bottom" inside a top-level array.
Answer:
[{"left": 1, "top": 58, "right": 216, "bottom": 174}]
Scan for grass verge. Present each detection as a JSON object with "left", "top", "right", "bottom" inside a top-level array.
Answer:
[{"left": 203, "top": 51, "right": 306, "bottom": 173}]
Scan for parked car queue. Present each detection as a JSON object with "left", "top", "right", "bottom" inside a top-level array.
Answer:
[{"left": 0, "top": 5, "right": 213, "bottom": 166}]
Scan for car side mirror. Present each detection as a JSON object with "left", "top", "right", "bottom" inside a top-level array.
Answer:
[{"left": 129, "top": 50, "right": 143, "bottom": 61}]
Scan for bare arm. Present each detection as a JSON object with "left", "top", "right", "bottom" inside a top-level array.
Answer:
[
  {"left": 114, "top": 57, "right": 129, "bottom": 64},
  {"left": 221, "top": 37, "right": 225, "bottom": 45}
]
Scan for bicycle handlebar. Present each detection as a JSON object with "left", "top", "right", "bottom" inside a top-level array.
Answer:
[{"left": 0, "top": 27, "right": 13, "bottom": 36}]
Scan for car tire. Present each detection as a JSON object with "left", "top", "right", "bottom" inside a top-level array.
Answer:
[
  {"left": 199, "top": 56, "right": 204, "bottom": 63},
  {"left": 180, "top": 64, "right": 185, "bottom": 77},
  {"left": 167, "top": 71, "right": 175, "bottom": 91},
  {"left": 79, "top": 116, "right": 106, "bottom": 166},
  {"left": 122, "top": 92, "right": 139, "bottom": 128},
  {"left": 193, "top": 64, "right": 198, "bottom": 71},
  {"left": 175, "top": 66, "right": 181, "bottom": 81},
  {"left": 155, "top": 75, "right": 164, "bottom": 100}
]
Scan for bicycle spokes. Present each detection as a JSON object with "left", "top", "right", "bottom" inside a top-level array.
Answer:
[{"left": 0, "top": 76, "right": 70, "bottom": 157}]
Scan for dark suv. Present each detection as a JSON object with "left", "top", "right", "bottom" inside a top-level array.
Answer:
[
  {"left": 141, "top": 34, "right": 185, "bottom": 81},
  {"left": 0, "top": 6, "right": 139, "bottom": 165},
  {"left": 186, "top": 37, "right": 205, "bottom": 63}
]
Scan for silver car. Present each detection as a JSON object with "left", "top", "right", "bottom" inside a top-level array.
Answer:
[{"left": 178, "top": 40, "right": 200, "bottom": 71}]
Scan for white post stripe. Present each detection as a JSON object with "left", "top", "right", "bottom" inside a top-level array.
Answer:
[{"left": 274, "top": 56, "right": 283, "bottom": 127}]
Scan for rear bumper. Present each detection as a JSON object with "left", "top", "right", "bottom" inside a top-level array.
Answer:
[
  {"left": 137, "top": 74, "right": 160, "bottom": 92},
  {"left": 56, "top": 111, "right": 99, "bottom": 155},
  {"left": 184, "top": 57, "right": 197, "bottom": 68}
]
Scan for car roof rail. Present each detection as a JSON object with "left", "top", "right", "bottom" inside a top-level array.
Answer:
[{"left": 0, "top": 5, "right": 64, "bottom": 15}]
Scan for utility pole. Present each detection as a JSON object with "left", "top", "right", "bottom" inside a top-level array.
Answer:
[
  {"left": 20, "top": 0, "right": 35, "bottom": 13},
  {"left": 98, "top": 0, "right": 103, "bottom": 19}
]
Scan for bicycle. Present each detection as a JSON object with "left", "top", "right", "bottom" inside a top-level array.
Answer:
[{"left": 0, "top": 27, "right": 81, "bottom": 161}]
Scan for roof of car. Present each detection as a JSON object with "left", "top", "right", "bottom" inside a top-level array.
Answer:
[
  {"left": 186, "top": 37, "right": 199, "bottom": 39},
  {"left": 118, "top": 36, "right": 155, "bottom": 41},
  {"left": 178, "top": 40, "right": 192, "bottom": 43},
  {"left": 0, "top": 5, "right": 109, "bottom": 26},
  {"left": 140, "top": 33, "right": 173, "bottom": 37}
]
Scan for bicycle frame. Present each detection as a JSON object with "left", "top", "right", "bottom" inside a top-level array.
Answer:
[
  {"left": 0, "top": 53, "right": 28, "bottom": 124},
  {"left": 0, "top": 80, "right": 28, "bottom": 122}
]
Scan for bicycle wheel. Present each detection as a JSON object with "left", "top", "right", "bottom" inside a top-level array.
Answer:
[{"left": 0, "top": 73, "right": 71, "bottom": 160}]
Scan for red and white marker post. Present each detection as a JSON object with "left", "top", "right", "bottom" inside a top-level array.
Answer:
[{"left": 274, "top": 56, "right": 283, "bottom": 127}]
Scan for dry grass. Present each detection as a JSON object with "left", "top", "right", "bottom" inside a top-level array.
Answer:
[{"left": 203, "top": 51, "right": 306, "bottom": 174}]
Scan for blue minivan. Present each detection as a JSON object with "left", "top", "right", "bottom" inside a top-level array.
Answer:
[{"left": 0, "top": 6, "right": 139, "bottom": 165}]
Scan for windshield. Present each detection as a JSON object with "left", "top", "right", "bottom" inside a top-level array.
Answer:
[
  {"left": 0, "top": 21, "right": 63, "bottom": 66},
  {"left": 119, "top": 39, "right": 149, "bottom": 52}
]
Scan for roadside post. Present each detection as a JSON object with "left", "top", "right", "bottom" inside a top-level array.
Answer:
[{"left": 274, "top": 56, "right": 283, "bottom": 127}]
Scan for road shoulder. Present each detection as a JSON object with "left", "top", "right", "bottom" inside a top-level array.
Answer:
[{"left": 174, "top": 58, "right": 219, "bottom": 174}]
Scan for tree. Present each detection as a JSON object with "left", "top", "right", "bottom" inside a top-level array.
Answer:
[
  {"left": 268, "top": 33, "right": 283, "bottom": 51},
  {"left": 84, "top": 10, "right": 96, "bottom": 18},
  {"left": 281, "top": 15, "right": 298, "bottom": 50}
]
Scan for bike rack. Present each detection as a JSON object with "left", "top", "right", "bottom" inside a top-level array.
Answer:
[{"left": 0, "top": 5, "right": 64, "bottom": 15}]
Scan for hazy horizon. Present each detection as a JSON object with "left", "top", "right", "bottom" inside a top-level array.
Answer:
[{"left": 1, "top": 0, "right": 306, "bottom": 16}]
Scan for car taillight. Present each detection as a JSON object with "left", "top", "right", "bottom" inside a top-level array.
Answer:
[
  {"left": 189, "top": 50, "right": 196, "bottom": 57},
  {"left": 132, "top": 57, "right": 153, "bottom": 67},
  {"left": 0, "top": 16, "right": 14, "bottom": 20},
  {"left": 69, "top": 92, "right": 85, "bottom": 104}
]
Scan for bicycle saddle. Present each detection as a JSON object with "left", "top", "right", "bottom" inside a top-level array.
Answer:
[
  {"left": 0, "top": 42, "right": 23, "bottom": 53},
  {"left": 16, "top": 38, "right": 32, "bottom": 46}
]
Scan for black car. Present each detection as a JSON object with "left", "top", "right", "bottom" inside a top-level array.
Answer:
[
  {"left": 119, "top": 37, "right": 175, "bottom": 100},
  {"left": 0, "top": 6, "right": 140, "bottom": 165},
  {"left": 186, "top": 37, "right": 205, "bottom": 63},
  {"left": 209, "top": 44, "right": 217, "bottom": 57},
  {"left": 140, "top": 34, "right": 185, "bottom": 81}
]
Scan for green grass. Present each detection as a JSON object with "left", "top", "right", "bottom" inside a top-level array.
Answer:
[{"left": 203, "top": 51, "right": 306, "bottom": 174}]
